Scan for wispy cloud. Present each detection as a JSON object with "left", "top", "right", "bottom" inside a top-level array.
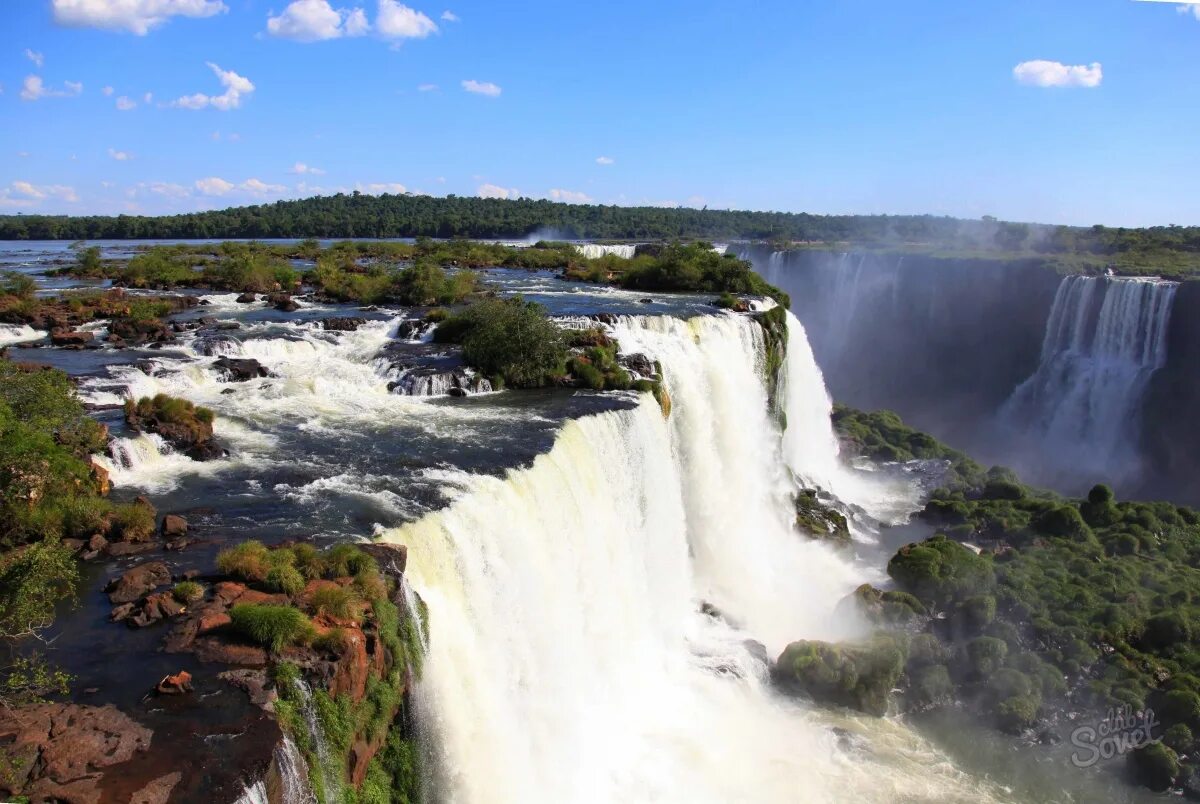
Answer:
[
  {"left": 1013, "top": 60, "right": 1102, "bottom": 89},
  {"left": 0, "top": 180, "right": 79, "bottom": 208},
  {"left": 289, "top": 162, "right": 326, "bottom": 175},
  {"left": 24, "top": 49, "right": 44, "bottom": 68},
  {"left": 595, "top": 156, "right": 614, "bottom": 166},
  {"left": 440, "top": 9, "right": 459, "bottom": 21},
  {"left": 116, "top": 95, "right": 137, "bottom": 110},
  {"left": 108, "top": 147, "right": 132, "bottom": 161},
  {"left": 417, "top": 83, "right": 438, "bottom": 92},
  {"left": 462, "top": 79, "right": 501, "bottom": 97},
  {"left": 477, "top": 183, "right": 518, "bottom": 199},
  {"left": 19, "top": 75, "right": 83, "bottom": 101},
  {"left": 171, "top": 62, "right": 254, "bottom": 110},
  {"left": 548, "top": 188, "right": 592, "bottom": 204},
  {"left": 51, "top": 0, "right": 228, "bottom": 35}
]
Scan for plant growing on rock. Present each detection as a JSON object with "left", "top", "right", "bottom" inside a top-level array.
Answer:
[{"left": 229, "top": 603, "right": 315, "bottom": 652}]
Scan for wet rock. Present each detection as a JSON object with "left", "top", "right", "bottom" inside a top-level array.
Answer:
[
  {"left": 0, "top": 703, "right": 152, "bottom": 804},
  {"left": 214, "top": 321, "right": 242, "bottom": 330},
  {"left": 236, "top": 292, "right": 258, "bottom": 303},
  {"left": 213, "top": 356, "right": 269, "bottom": 382},
  {"left": 619, "top": 352, "right": 656, "bottom": 379},
  {"left": 155, "top": 671, "right": 193, "bottom": 695},
  {"left": 322, "top": 316, "right": 367, "bottom": 332},
  {"left": 106, "top": 541, "right": 157, "bottom": 557},
  {"left": 198, "top": 610, "right": 233, "bottom": 634},
  {"left": 49, "top": 327, "right": 94, "bottom": 346},
  {"left": 397, "top": 319, "right": 434, "bottom": 341},
  {"left": 268, "top": 292, "right": 300, "bottom": 312},
  {"left": 192, "top": 637, "right": 267, "bottom": 667},
  {"left": 86, "top": 533, "right": 109, "bottom": 554},
  {"left": 89, "top": 457, "right": 111, "bottom": 495},
  {"left": 388, "top": 368, "right": 492, "bottom": 396},
  {"left": 129, "top": 772, "right": 182, "bottom": 804},
  {"left": 106, "top": 561, "right": 171, "bottom": 604},
  {"left": 125, "top": 396, "right": 224, "bottom": 462},
  {"left": 219, "top": 669, "right": 275, "bottom": 710},
  {"left": 129, "top": 592, "right": 185, "bottom": 627},
  {"left": 109, "top": 318, "right": 175, "bottom": 346},
  {"left": 161, "top": 514, "right": 188, "bottom": 538}
]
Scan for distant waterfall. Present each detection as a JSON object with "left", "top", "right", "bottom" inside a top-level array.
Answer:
[
  {"left": 380, "top": 313, "right": 1000, "bottom": 804},
  {"left": 574, "top": 243, "right": 637, "bottom": 259},
  {"left": 999, "top": 275, "right": 1178, "bottom": 488}
]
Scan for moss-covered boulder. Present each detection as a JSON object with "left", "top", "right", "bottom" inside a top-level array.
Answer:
[
  {"left": 844, "top": 584, "right": 927, "bottom": 627},
  {"left": 1128, "top": 743, "right": 1179, "bottom": 792},
  {"left": 887, "top": 534, "right": 994, "bottom": 608},
  {"left": 794, "top": 489, "right": 851, "bottom": 546},
  {"left": 773, "top": 635, "right": 907, "bottom": 716},
  {"left": 124, "top": 393, "right": 223, "bottom": 461}
]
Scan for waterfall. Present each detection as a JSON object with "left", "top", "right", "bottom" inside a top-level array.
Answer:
[
  {"left": 232, "top": 735, "right": 317, "bottom": 804},
  {"left": 0, "top": 323, "right": 44, "bottom": 347},
  {"left": 293, "top": 679, "right": 338, "bottom": 802},
  {"left": 380, "top": 313, "right": 999, "bottom": 803},
  {"left": 999, "top": 275, "right": 1178, "bottom": 488},
  {"left": 574, "top": 243, "right": 637, "bottom": 259}
]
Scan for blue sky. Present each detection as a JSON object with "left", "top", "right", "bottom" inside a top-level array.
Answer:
[{"left": 1, "top": 0, "right": 1198, "bottom": 226}]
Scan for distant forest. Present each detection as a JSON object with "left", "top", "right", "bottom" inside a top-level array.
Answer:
[{"left": 1, "top": 193, "right": 1198, "bottom": 269}]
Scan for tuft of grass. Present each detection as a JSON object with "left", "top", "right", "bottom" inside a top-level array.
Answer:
[
  {"left": 216, "top": 540, "right": 272, "bottom": 583},
  {"left": 229, "top": 603, "right": 315, "bottom": 652},
  {"left": 172, "top": 580, "right": 204, "bottom": 604}
]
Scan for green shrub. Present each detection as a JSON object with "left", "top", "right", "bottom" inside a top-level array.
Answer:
[
  {"left": 172, "top": 581, "right": 204, "bottom": 604},
  {"left": 108, "top": 502, "right": 156, "bottom": 542},
  {"left": 217, "top": 540, "right": 272, "bottom": 583},
  {"left": 1128, "top": 743, "right": 1179, "bottom": 792},
  {"left": 324, "top": 544, "right": 375, "bottom": 578},
  {"left": 266, "top": 565, "right": 305, "bottom": 596},
  {"left": 965, "top": 636, "right": 1008, "bottom": 678},
  {"left": 888, "top": 535, "right": 994, "bottom": 607},
  {"left": 229, "top": 604, "right": 315, "bottom": 652},
  {"left": 310, "top": 585, "right": 361, "bottom": 621},
  {"left": 994, "top": 694, "right": 1040, "bottom": 732}
]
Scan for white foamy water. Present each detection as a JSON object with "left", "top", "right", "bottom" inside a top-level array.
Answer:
[
  {"left": 574, "top": 243, "right": 638, "bottom": 259},
  {"left": 381, "top": 313, "right": 1003, "bottom": 804},
  {"left": 0, "top": 323, "right": 45, "bottom": 346}
]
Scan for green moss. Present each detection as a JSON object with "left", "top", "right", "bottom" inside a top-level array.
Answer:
[
  {"left": 794, "top": 490, "right": 851, "bottom": 545},
  {"left": 172, "top": 581, "right": 204, "bottom": 604},
  {"left": 774, "top": 634, "right": 907, "bottom": 716},
  {"left": 887, "top": 535, "right": 994, "bottom": 608},
  {"left": 1128, "top": 743, "right": 1179, "bottom": 792}
]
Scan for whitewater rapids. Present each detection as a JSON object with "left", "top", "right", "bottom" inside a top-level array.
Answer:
[{"left": 380, "top": 313, "right": 1003, "bottom": 803}]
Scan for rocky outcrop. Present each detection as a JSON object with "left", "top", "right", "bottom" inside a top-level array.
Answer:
[
  {"left": 772, "top": 635, "right": 907, "bottom": 717},
  {"left": 0, "top": 703, "right": 152, "bottom": 804},
  {"left": 124, "top": 394, "right": 224, "bottom": 461},
  {"left": 50, "top": 327, "right": 95, "bottom": 347},
  {"left": 268, "top": 292, "right": 300, "bottom": 312},
  {"left": 106, "top": 561, "right": 171, "bottom": 604},
  {"left": 213, "top": 356, "right": 269, "bottom": 382},
  {"left": 322, "top": 317, "right": 367, "bottom": 332},
  {"left": 380, "top": 341, "right": 492, "bottom": 396}
]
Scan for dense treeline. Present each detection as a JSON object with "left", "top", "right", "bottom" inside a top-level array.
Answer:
[{"left": 2, "top": 193, "right": 1198, "bottom": 269}]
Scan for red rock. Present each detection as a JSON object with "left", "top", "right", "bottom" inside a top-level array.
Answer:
[
  {"left": 161, "top": 514, "right": 188, "bottom": 538},
  {"left": 156, "top": 671, "right": 193, "bottom": 695},
  {"left": 129, "top": 592, "right": 184, "bottom": 627},
  {"left": 50, "top": 327, "right": 94, "bottom": 346},
  {"left": 198, "top": 610, "right": 232, "bottom": 633},
  {"left": 106, "top": 561, "right": 171, "bottom": 604},
  {"left": 0, "top": 703, "right": 151, "bottom": 804},
  {"left": 329, "top": 626, "right": 370, "bottom": 702},
  {"left": 214, "top": 581, "right": 247, "bottom": 606},
  {"left": 191, "top": 637, "right": 267, "bottom": 667},
  {"left": 105, "top": 541, "right": 157, "bottom": 557},
  {"left": 129, "top": 772, "right": 181, "bottom": 804},
  {"left": 89, "top": 458, "right": 111, "bottom": 496},
  {"left": 86, "top": 533, "right": 108, "bottom": 553},
  {"left": 233, "top": 588, "right": 290, "bottom": 607},
  {"left": 218, "top": 669, "right": 276, "bottom": 710}
]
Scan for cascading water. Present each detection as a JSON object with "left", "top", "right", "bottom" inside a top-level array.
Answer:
[
  {"left": 233, "top": 735, "right": 318, "bottom": 804},
  {"left": 574, "top": 243, "right": 638, "bottom": 259},
  {"left": 380, "top": 313, "right": 1001, "bottom": 803},
  {"left": 998, "top": 275, "right": 1178, "bottom": 488},
  {"left": 0, "top": 323, "right": 44, "bottom": 346}
]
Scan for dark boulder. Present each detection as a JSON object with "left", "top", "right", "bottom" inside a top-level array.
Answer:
[
  {"left": 322, "top": 317, "right": 367, "bottom": 332},
  {"left": 162, "top": 514, "right": 188, "bottom": 538},
  {"left": 235, "top": 292, "right": 258, "bottom": 303},
  {"left": 619, "top": 352, "right": 656, "bottom": 379},
  {"left": 49, "top": 327, "right": 94, "bottom": 347},
  {"left": 268, "top": 292, "right": 300, "bottom": 312},
  {"left": 213, "top": 356, "right": 269, "bottom": 382}
]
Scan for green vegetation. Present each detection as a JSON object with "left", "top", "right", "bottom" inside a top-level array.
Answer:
[
  {"left": 793, "top": 489, "right": 850, "bottom": 545},
  {"left": 434, "top": 298, "right": 568, "bottom": 388},
  {"left": 799, "top": 405, "right": 1200, "bottom": 794},
  {"left": 5, "top": 194, "right": 1198, "bottom": 274},
  {"left": 773, "top": 634, "right": 907, "bottom": 716},
  {"left": 230, "top": 604, "right": 315, "bottom": 652},
  {"left": 172, "top": 581, "right": 204, "bottom": 604}
]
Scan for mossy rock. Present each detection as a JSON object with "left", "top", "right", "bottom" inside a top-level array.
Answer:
[
  {"left": 907, "top": 664, "right": 955, "bottom": 710},
  {"left": 887, "top": 534, "right": 994, "bottom": 608},
  {"left": 1128, "top": 743, "right": 1179, "bottom": 792},
  {"left": 794, "top": 490, "right": 851, "bottom": 546},
  {"left": 773, "top": 634, "right": 907, "bottom": 717},
  {"left": 847, "top": 584, "right": 927, "bottom": 627}
]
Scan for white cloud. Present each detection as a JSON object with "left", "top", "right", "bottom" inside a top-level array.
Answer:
[
  {"left": 171, "top": 62, "right": 254, "bottom": 110},
  {"left": 102, "top": 85, "right": 114, "bottom": 96},
  {"left": 195, "top": 176, "right": 234, "bottom": 195},
  {"left": 267, "top": 0, "right": 370, "bottom": 41},
  {"left": 116, "top": 95, "right": 137, "bottom": 110},
  {"left": 145, "top": 181, "right": 190, "bottom": 198},
  {"left": 289, "top": 162, "right": 326, "bottom": 175},
  {"left": 17, "top": 151, "right": 30, "bottom": 158},
  {"left": 19, "top": 75, "right": 83, "bottom": 100},
  {"left": 51, "top": 0, "right": 228, "bottom": 35},
  {"left": 1180, "top": 4, "right": 1200, "bottom": 21},
  {"left": 25, "top": 49, "right": 44, "bottom": 68},
  {"left": 548, "top": 188, "right": 592, "bottom": 204},
  {"left": 417, "top": 83, "right": 438, "bottom": 92},
  {"left": 462, "top": 79, "right": 500, "bottom": 97},
  {"left": 241, "top": 178, "right": 286, "bottom": 194},
  {"left": 376, "top": 1, "right": 437, "bottom": 39},
  {"left": 477, "top": 183, "right": 517, "bottom": 199},
  {"left": 356, "top": 182, "right": 407, "bottom": 194},
  {"left": 595, "top": 156, "right": 614, "bottom": 166},
  {"left": 1013, "top": 60, "right": 1103, "bottom": 89},
  {"left": 144, "top": 91, "right": 154, "bottom": 103},
  {"left": 108, "top": 147, "right": 132, "bottom": 161},
  {"left": 440, "top": 9, "right": 458, "bottom": 21},
  {"left": 0, "top": 181, "right": 79, "bottom": 207}
]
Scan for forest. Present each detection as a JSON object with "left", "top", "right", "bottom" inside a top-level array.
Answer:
[{"left": 1, "top": 193, "right": 1198, "bottom": 272}]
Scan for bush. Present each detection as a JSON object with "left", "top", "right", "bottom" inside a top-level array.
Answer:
[
  {"left": 229, "top": 604, "right": 314, "bottom": 652},
  {"left": 888, "top": 535, "right": 994, "bottom": 607},
  {"left": 994, "top": 694, "right": 1040, "bottom": 733},
  {"left": 436, "top": 299, "right": 567, "bottom": 388},
  {"left": 1128, "top": 743, "right": 1179, "bottom": 792},
  {"left": 965, "top": 636, "right": 1008, "bottom": 678},
  {"left": 310, "top": 585, "right": 362, "bottom": 621},
  {"left": 266, "top": 565, "right": 305, "bottom": 596},
  {"left": 324, "top": 544, "right": 375, "bottom": 578},
  {"left": 108, "top": 501, "right": 156, "bottom": 542},
  {"left": 217, "top": 540, "right": 272, "bottom": 583},
  {"left": 172, "top": 581, "right": 204, "bottom": 604}
]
